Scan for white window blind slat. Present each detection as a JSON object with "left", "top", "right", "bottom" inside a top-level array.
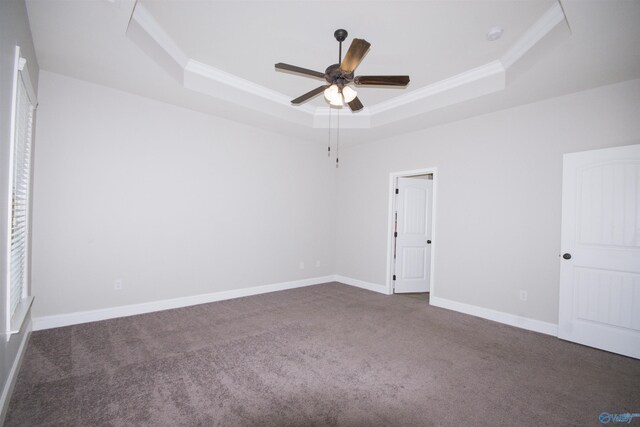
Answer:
[{"left": 9, "top": 69, "right": 34, "bottom": 320}]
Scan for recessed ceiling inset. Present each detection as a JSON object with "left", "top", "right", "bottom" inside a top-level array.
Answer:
[{"left": 125, "top": 1, "right": 568, "bottom": 130}]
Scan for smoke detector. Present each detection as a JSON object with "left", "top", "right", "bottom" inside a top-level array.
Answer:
[{"left": 486, "top": 27, "right": 504, "bottom": 41}]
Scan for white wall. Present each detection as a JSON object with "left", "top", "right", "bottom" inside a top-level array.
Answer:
[
  {"left": 31, "top": 71, "right": 336, "bottom": 318},
  {"left": 30, "top": 70, "right": 640, "bottom": 327},
  {"left": 0, "top": 0, "right": 39, "bottom": 420},
  {"left": 335, "top": 78, "right": 640, "bottom": 324}
]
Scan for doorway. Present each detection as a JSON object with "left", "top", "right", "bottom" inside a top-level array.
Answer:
[{"left": 386, "top": 168, "right": 437, "bottom": 297}]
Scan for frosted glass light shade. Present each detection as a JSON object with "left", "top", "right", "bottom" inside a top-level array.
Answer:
[
  {"left": 342, "top": 86, "right": 357, "bottom": 103},
  {"left": 324, "top": 85, "right": 340, "bottom": 104},
  {"left": 324, "top": 84, "right": 357, "bottom": 107},
  {"left": 329, "top": 95, "right": 343, "bottom": 107}
]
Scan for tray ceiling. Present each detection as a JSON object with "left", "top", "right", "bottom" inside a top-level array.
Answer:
[
  {"left": 25, "top": 0, "right": 640, "bottom": 144},
  {"left": 141, "top": 0, "right": 554, "bottom": 107}
]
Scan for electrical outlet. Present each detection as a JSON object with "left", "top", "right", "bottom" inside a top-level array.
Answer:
[
  {"left": 299, "top": 262, "right": 305, "bottom": 270},
  {"left": 315, "top": 260, "right": 321, "bottom": 268},
  {"left": 114, "top": 279, "right": 123, "bottom": 290},
  {"left": 519, "top": 290, "right": 527, "bottom": 301}
]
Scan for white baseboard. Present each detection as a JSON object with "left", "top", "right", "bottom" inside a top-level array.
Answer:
[
  {"left": 32, "top": 276, "right": 557, "bottom": 338},
  {"left": 430, "top": 296, "right": 558, "bottom": 336},
  {"left": 0, "top": 318, "right": 32, "bottom": 425},
  {"left": 33, "top": 275, "right": 335, "bottom": 331},
  {"left": 333, "top": 275, "right": 390, "bottom": 295},
  {"left": 335, "top": 276, "right": 556, "bottom": 336}
]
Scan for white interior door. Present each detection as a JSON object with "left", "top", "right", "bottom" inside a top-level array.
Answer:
[
  {"left": 394, "top": 177, "right": 433, "bottom": 293},
  {"left": 559, "top": 144, "right": 640, "bottom": 359}
]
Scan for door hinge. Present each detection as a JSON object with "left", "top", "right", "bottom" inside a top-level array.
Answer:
[
  {"left": 394, "top": 231, "right": 397, "bottom": 238},
  {"left": 395, "top": 188, "right": 399, "bottom": 194},
  {"left": 393, "top": 275, "right": 396, "bottom": 281}
]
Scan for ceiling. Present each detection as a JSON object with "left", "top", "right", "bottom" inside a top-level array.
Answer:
[
  {"left": 25, "top": 0, "right": 640, "bottom": 145},
  {"left": 142, "top": 0, "right": 553, "bottom": 107}
]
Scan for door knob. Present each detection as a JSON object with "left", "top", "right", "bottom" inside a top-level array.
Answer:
[
  {"left": 427, "top": 240, "right": 432, "bottom": 244},
  {"left": 562, "top": 253, "right": 571, "bottom": 260}
]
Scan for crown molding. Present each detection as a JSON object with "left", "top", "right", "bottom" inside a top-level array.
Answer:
[
  {"left": 369, "top": 60, "right": 506, "bottom": 127},
  {"left": 184, "top": 59, "right": 316, "bottom": 127},
  {"left": 312, "top": 107, "right": 372, "bottom": 129},
  {"left": 126, "top": 1, "right": 567, "bottom": 130},
  {"left": 371, "top": 61, "right": 505, "bottom": 115},
  {"left": 501, "top": 1, "right": 567, "bottom": 69},
  {"left": 185, "top": 60, "right": 315, "bottom": 114},
  {"left": 126, "top": 2, "right": 187, "bottom": 82}
]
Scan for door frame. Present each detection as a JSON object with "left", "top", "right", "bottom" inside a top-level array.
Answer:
[{"left": 385, "top": 167, "right": 438, "bottom": 296}]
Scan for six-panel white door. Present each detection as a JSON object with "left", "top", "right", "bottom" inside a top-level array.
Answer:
[
  {"left": 559, "top": 144, "right": 640, "bottom": 359},
  {"left": 394, "top": 177, "right": 433, "bottom": 293}
]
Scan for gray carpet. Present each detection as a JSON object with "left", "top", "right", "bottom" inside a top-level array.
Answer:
[{"left": 6, "top": 282, "right": 639, "bottom": 426}]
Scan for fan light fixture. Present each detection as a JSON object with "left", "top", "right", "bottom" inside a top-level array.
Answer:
[
  {"left": 323, "top": 84, "right": 357, "bottom": 107},
  {"left": 275, "top": 28, "right": 409, "bottom": 111},
  {"left": 275, "top": 28, "right": 410, "bottom": 166}
]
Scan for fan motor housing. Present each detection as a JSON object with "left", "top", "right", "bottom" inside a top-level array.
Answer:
[{"left": 325, "top": 64, "right": 353, "bottom": 87}]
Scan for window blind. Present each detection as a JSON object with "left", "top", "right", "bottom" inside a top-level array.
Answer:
[{"left": 9, "top": 71, "right": 34, "bottom": 319}]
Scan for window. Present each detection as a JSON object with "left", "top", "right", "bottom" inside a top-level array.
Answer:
[{"left": 6, "top": 46, "right": 36, "bottom": 336}]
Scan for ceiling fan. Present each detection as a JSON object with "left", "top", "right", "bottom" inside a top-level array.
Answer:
[{"left": 275, "top": 29, "right": 410, "bottom": 112}]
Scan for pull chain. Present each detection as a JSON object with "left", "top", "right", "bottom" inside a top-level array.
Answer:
[
  {"left": 328, "top": 107, "right": 331, "bottom": 156},
  {"left": 336, "top": 108, "right": 340, "bottom": 168}
]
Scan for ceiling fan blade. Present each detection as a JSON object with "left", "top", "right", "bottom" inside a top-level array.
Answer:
[
  {"left": 347, "top": 96, "right": 364, "bottom": 112},
  {"left": 291, "top": 85, "right": 329, "bottom": 104},
  {"left": 275, "top": 63, "right": 325, "bottom": 79},
  {"left": 339, "top": 38, "right": 371, "bottom": 74},
  {"left": 354, "top": 75, "right": 410, "bottom": 86}
]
